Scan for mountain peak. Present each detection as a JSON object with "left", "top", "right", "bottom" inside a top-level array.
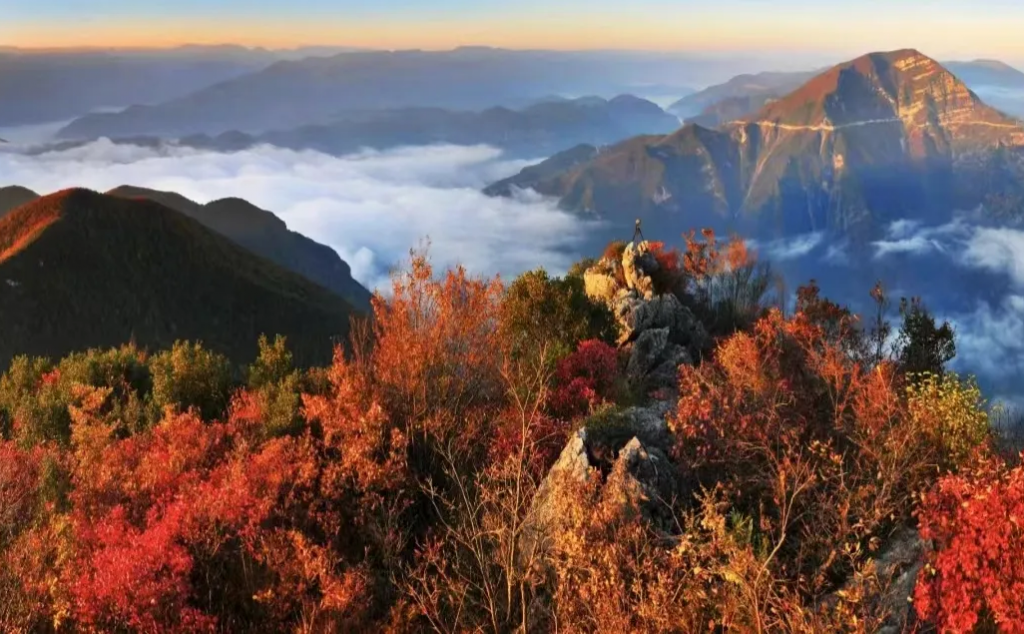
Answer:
[{"left": 749, "top": 48, "right": 1020, "bottom": 140}]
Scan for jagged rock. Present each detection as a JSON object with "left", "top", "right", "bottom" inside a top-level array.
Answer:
[
  {"left": 627, "top": 327, "right": 670, "bottom": 377},
  {"left": 618, "top": 399, "right": 675, "bottom": 449},
  {"left": 647, "top": 347, "right": 692, "bottom": 390},
  {"left": 871, "top": 528, "right": 927, "bottom": 634},
  {"left": 521, "top": 399, "right": 679, "bottom": 568},
  {"left": 621, "top": 293, "right": 708, "bottom": 352},
  {"left": 626, "top": 328, "right": 692, "bottom": 391},
  {"left": 612, "top": 288, "right": 642, "bottom": 322},
  {"left": 587, "top": 399, "right": 675, "bottom": 454},
  {"left": 622, "top": 241, "right": 658, "bottom": 300},
  {"left": 519, "top": 429, "right": 592, "bottom": 565},
  {"left": 601, "top": 437, "right": 678, "bottom": 531},
  {"left": 547, "top": 428, "right": 592, "bottom": 483},
  {"left": 823, "top": 527, "right": 927, "bottom": 632}
]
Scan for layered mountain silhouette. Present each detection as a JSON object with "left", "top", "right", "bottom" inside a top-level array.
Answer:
[
  {"left": 487, "top": 49, "right": 1024, "bottom": 244},
  {"left": 0, "top": 189, "right": 358, "bottom": 368},
  {"left": 0, "top": 48, "right": 286, "bottom": 128},
  {"left": 52, "top": 48, "right": 714, "bottom": 139},
  {"left": 44, "top": 95, "right": 679, "bottom": 159},
  {"left": 945, "top": 59, "right": 1024, "bottom": 91},
  {"left": 106, "top": 186, "right": 372, "bottom": 309}
]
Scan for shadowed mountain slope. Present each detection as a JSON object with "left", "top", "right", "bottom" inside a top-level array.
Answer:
[
  {"left": 0, "top": 186, "right": 39, "bottom": 219},
  {"left": 0, "top": 189, "right": 358, "bottom": 368},
  {"left": 107, "top": 185, "right": 372, "bottom": 310}
]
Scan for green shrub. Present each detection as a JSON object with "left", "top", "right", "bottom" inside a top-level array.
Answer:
[
  {"left": 0, "top": 356, "right": 70, "bottom": 446},
  {"left": 246, "top": 335, "right": 304, "bottom": 439},
  {"left": 500, "top": 269, "right": 617, "bottom": 364},
  {"left": 149, "top": 341, "right": 234, "bottom": 422}
]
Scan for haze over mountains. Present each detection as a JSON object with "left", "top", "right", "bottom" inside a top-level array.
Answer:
[
  {"left": 51, "top": 48, "right": 739, "bottom": 139},
  {"left": 38, "top": 95, "right": 680, "bottom": 160},
  {"left": 0, "top": 46, "right": 335, "bottom": 128}
]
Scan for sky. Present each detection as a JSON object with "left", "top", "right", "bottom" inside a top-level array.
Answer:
[{"left": 3, "top": 0, "right": 1024, "bottom": 60}]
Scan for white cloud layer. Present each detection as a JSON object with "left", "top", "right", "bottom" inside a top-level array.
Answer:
[
  {"left": 0, "top": 140, "right": 598, "bottom": 290},
  {"left": 763, "top": 232, "right": 825, "bottom": 261},
  {"left": 874, "top": 218, "right": 1024, "bottom": 289}
]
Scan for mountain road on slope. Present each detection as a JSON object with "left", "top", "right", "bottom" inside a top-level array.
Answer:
[{"left": 731, "top": 118, "right": 1023, "bottom": 132}]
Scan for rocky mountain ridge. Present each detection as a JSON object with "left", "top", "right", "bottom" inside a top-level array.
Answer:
[{"left": 486, "top": 49, "right": 1024, "bottom": 244}]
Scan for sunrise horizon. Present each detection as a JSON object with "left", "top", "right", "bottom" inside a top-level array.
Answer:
[{"left": 6, "top": 0, "right": 1024, "bottom": 63}]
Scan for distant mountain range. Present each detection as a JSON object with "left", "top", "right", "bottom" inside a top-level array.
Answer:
[
  {"left": 0, "top": 189, "right": 357, "bottom": 368},
  {"left": 50, "top": 48, "right": 728, "bottom": 139},
  {"left": 40, "top": 95, "right": 679, "bottom": 159},
  {"left": 486, "top": 50, "right": 1024, "bottom": 245},
  {"left": 0, "top": 47, "right": 304, "bottom": 128},
  {"left": 0, "top": 185, "right": 371, "bottom": 310}
]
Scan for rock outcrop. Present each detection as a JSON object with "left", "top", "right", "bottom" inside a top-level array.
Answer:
[
  {"left": 622, "top": 241, "right": 658, "bottom": 300},
  {"left": 821, "top": 527, "right": 928, "bottom": 632},
  {"left": 582, "top": 257, "right": 620, "bottom": 305},
  {"left": 521, "top": 398, "right": 679, "bottom": 567},
  {"left": 582, "top": 240, "right": 706, "bottom": 393},
  {"left": 600, "top": 437, "right": 678, "bottom": 532},
  {"left": 860, "top": 528, "right": 928, "bottom": 634}
]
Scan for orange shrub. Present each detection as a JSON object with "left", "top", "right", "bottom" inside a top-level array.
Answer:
[{"left": 671, "top": 300, "right": 949, "bottom": 601}]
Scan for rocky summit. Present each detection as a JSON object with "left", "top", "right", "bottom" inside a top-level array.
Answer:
[{"left": 485, "top": 49, "right": 1024, "bottom": 244}]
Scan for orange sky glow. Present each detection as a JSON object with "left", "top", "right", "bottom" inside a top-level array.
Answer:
[{"left": 3, "top": 9, "right": 1024, "bottom": 61}]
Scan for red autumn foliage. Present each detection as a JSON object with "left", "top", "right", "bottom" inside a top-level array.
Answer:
[
  {"left": 366, "top": 250, "right": 506, "bottom": 459},
  {"left": 915, "top": 457, "right": 1024, "bottom": 633},
  {"left": 0, "top": 441, "right": 50, "bottom": 542},
  {"left": 488, "top": 339, "right": 621, "bottom": 478},
  {"left": 548, "top": 339, "right": 620, "bottom": 421},
  {"left": 62, "top": 383, "right": 322, "bottom": 632},
  {"left": 0, "top": 246, "right": 1005, "bottom": 632}
]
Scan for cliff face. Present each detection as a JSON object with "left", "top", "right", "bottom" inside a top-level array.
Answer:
[{"left": 487, "top": 49, "right": 1024, "bottom": 243}]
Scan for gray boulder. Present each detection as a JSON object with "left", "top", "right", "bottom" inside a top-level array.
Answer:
[
  {"left": 626, "top": 327, "right": 692, "bottom": 392},
  {"left": 821, "top": 527, "right": 928, "bottom": 632},
  {"left": 602, "top": 437, "right": 678, "bottom": 531},
  {"left": 519, "top": 429, "right": 593, "bottom": 566},
  {"left": 621, "top": 293, "right": 708, "bottom": 351}
]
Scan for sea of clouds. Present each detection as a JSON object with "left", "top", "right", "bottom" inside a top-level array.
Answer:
[
  {"left": 0, "top": 140, "right": 601, "bottom": 291},
  {"left": 760, "top": 218, "right": 1024, "bottom": 404},
  {"left": 2, "top": 135, "right": 1022, "bottom": 404}
]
